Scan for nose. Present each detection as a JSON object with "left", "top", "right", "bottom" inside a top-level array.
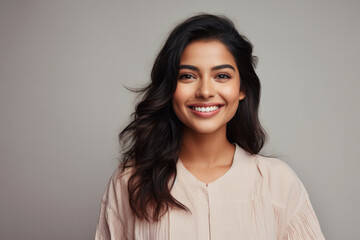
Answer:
[{"left": 195, "top": 77, "right": 215, "bottom": 99}]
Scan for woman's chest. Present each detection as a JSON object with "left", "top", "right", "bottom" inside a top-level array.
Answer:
[
  {"left": 168, "top": 181, "right": 277, "bottom": 240},
  {"left": 131, "top": 183, "right": 278, "bottom": 240}
]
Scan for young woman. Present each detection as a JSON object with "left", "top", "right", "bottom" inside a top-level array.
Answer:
[{"left": 95, "top": 14, "right": 325, "bottom": 240}]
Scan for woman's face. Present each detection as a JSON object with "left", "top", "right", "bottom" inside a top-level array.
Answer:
[{"left": 172, "top": 40, "right": 245, "bottom": 135}]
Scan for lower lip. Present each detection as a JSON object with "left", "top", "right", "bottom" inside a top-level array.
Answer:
[{"left": 188, "top": 106, "right": 222, "bottom": 118}]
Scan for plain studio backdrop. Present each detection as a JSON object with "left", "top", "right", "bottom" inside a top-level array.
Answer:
[{"left": 0, "top": 0, "right": 359, "bottom": 239}]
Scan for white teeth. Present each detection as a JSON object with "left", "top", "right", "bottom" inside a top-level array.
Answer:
[{"left": 193, "top": 106, "right": 219, "bottom": 112}]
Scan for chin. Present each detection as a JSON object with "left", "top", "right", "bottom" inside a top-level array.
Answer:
[{"left": 187, "top": 124, "right": 224, "bottom": 135}]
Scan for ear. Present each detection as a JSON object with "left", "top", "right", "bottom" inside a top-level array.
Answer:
[{"left": 239, "top": 91, "right": 246, "bottom": 101}]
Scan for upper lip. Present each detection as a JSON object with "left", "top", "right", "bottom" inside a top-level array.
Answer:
[{"left": 187, "top": 102, "right": 224, "bottom": 108}]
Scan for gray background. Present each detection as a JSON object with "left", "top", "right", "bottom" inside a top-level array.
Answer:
[{"left": 0, "top": 0, "right": 359, "bottom": 239}]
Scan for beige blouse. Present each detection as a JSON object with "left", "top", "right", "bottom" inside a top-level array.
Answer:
[{"left": 95, "top": 145, "right": 325, "bottom": 239}]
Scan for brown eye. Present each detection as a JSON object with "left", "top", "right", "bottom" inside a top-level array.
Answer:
[
  {"left": 179, "top": 74, "right": 195, "bottom": 80},
  {"left": 216, "top": 73, "right": 231, "bottom": 79}
]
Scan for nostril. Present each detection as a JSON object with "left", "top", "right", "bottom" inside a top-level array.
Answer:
[{"left": 196, "top": 87, "right": 216, "bottom": 99}]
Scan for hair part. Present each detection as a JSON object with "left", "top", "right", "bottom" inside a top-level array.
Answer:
[{"left": 119, "top": 13, "right": 267, "bottom": 221}]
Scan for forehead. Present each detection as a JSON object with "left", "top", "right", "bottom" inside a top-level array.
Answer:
[{"left": 180, "top": 40, "right": 237, "bottom": 68}]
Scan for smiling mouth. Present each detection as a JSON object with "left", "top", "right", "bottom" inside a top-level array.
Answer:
[{"left": 189, "top": 105, "right": 222, "bottom": 113}]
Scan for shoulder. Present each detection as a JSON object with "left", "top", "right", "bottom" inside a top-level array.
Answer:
[
  {"left": 108, "top": 164, "right": 133, "bottom": 189},
  {"left": 255, "top": 155, "right": 307, "bottom": 209},
  {"left": 102, "top": 164, "right": 133, "bottom": 204},
  {"left": 255, "top": 155, "right": 301, "bottom": 183}
]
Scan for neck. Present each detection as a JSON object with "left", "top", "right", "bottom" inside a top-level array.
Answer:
[{"left": 179, "top": 125, "right": 235, "bottom": 168}]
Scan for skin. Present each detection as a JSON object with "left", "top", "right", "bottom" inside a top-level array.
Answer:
[{"left": 172, "top": 40, "right": 245, "bottom": 184}]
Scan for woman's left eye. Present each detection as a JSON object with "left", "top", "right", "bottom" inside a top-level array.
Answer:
[{"left": 216, "top": 74, "right": 231, "bottom": 79}]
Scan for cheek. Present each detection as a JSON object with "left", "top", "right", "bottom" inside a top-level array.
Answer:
[
  {"left": 172, "top": 87, "right": 184, "bottom": 108},
  {"left": 172, "top": 85, "right": 188, "bottom": 118},
  {"left": 173, "top": 83, "right": 193, "bottom": 105},
  {"left": 222, "top": 84, "right": 241, "bottom": 102}
]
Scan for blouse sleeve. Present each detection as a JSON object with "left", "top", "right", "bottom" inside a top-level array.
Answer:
[
  {"left": 95, "top": 198, "right": 126, "bottom": 240},
  {"left": 258, "top": 157, "right": 325, "bottom": 239},
  {"left": 95, "top": 167, "right": 133, "bottom": 240},
  {"left": 281, "top": 194, "right": 325, "bottom": 240}
]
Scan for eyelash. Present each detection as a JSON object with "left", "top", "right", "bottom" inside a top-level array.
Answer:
[
  {"left": 216, "top": 73, "right": 231, "bottom": 79},
  {"left": 178, "top": 73, "right": 231, "bottom": 80},
  {"left": 179, "top": 73, "right": 195, "bottom": 80}
]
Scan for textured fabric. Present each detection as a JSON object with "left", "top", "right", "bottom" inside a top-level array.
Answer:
[{"left": 95, "top": 145, "right": 325, "bottom": 239}]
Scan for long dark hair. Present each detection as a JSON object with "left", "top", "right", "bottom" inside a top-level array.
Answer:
[{"left": 119, "top": 14, "right": 266, "bottom": 221}]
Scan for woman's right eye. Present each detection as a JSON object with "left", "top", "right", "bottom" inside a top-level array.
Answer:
[{"left": 179, "top": 74, "right": 195, "bottom": 80}]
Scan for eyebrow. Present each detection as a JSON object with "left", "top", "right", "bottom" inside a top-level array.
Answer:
[{"left": 179, "top": 64, "right": 235, "bottom": 71}]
